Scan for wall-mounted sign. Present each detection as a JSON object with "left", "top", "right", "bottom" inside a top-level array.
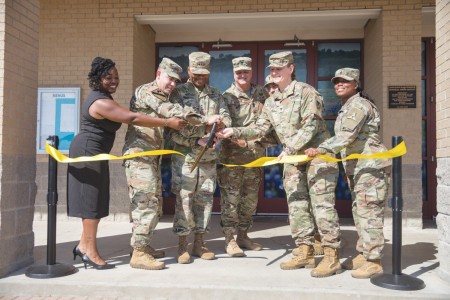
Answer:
[
  {"left": 388, "top": 86, "right": 416, "bottom": 108},
  {"left": 36, "top": 87, "right": 80, "bottom": 154}
]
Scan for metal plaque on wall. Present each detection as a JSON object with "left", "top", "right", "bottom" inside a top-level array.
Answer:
[{"left": 388, "top": 86, "right": 416, "bottom": 108}]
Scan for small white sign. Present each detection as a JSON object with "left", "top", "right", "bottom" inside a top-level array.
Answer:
[{"left": 36, "top": 87, "right": 80, "bottom": 154}]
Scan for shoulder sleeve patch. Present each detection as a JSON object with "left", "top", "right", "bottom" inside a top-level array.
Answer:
[{"left": 340, "top": 107, "right": 365, "bottom": 132}]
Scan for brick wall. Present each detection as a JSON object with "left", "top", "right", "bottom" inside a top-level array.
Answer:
[
  {"left": 363, "top": 3, "right": 424, "bottom": 228},
  {"left": 436, "top": 0, "right": 450, "bottom": 284},
  {"left": 0, "top": 0, "right": 39, "bottom": 278},
  {"left": 35, "top": 0, "right": 435, "bottom": 223},
  {"left": 382, "top": 5, "right": 424, "bottom": 227}
]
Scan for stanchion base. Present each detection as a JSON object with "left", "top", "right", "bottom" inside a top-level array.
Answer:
[
  {"left": 371, "top": 273, "right": 425, "bottom": 290},
  {"left": 25, "top": 263, "right": 78, "bottom": 279}
]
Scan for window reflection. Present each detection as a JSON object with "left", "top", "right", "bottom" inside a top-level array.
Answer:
[
  {"left": 318, "top": 43, "right": 361, "bottom": 78},
  {"left": 161, "top": 158, "right": 174, "bottom": 198},
  {"left": 318, "top": 81, "right": 342, "bottom": 116},
  {"left": 159, "top": 46, "right": 199, "bottom": 83},
  {"left": 210, "top": 50, "right": 251, "bottom": 93},
  {"left": 264, "top": 49, "right": 307, "bottom": 82},
  {"left": 264, "top": 145, "right": 285, "bottom": 198}
]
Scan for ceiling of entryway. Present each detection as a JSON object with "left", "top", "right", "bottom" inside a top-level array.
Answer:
[{"left": 135, "top": 9, "right": 382, "bottom": 43}]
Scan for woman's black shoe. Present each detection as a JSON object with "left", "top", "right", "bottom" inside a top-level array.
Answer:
[
  {"left": 72, "top": 246, "right": 83, "bottom": 260},
  {"left": 81, "top": 254, "right": 115, "bottom": 270}
]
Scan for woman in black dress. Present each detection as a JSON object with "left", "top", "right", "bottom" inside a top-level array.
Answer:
[{"left": 68, "top": 57, "right": 187, "bottom": 269}]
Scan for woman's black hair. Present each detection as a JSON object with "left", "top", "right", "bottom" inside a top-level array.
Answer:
[
  {"left": 357, "top": 87, "right": 375, "bottom": 103},
  {"left": 88, "top": 57, "right": 116, "bottom": 91}
]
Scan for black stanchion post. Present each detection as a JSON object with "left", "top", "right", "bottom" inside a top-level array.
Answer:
[
  {"left": 371, "top": 136, "right": 425, "bottom": 290},
  {"left": 26, "top": 135, "right": 77, "bottom": 278},
  {"left": 47, "top": 135, "right": 58, "bottom": 265}
]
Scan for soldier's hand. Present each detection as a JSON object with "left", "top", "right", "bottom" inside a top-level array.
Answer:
[
  {"left": 216, "top": 128, "right": 234, "bottom": 139},
  {"left": 277, "top": 151, "right": 287, "bottom": 161},
  {"left": 197, "top": 137, "right": 209, "bottom": 147},
  {"left": 166, "top": 117, "right": 188, "bottom": 130},
  {"left": 197, "top": 136, "right": 217, "bottom": 149},
  {"left": 206, "top": 115, "right": 221, "bottom": 125},
  {"left": 305, "top": 148, "right": 319, "bottom": 157},
  {"left": 231, "top": 139, "right": 247, "bottom": 148}
]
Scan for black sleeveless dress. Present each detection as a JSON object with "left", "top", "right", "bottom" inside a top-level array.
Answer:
[{"left": 67, "top": 90, "right": 122, "bottom": 219}]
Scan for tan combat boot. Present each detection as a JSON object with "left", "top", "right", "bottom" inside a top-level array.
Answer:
[
  {"left": 130, "top": 247, "right": 165, "bottom": 270},
  {"left": 177, "top": 235, "right": 191, "bottom": 264},
  {"left": 280, "top": 244, "right": 315, "bottom": 270},
  {"left": 192, "top": 233, "right": 215, "bottom": 260},
  {"left": 237, "top": 229, "right": 262, "bottom": 251},
  {"left": 293, "top": 233, "right": 323, "bottom": 256},
  {"left": 130, "top": 245, "right": 165, "bottom": 259},
  {"left": 310, "top": 247, "right": 343, "bottom": 277},
  {"left": 342, "top": 253, "right": 366, "bottom": 270},
  {"left": 225, "top": 233, "right": 245, "bottom": 257},
  {"left": 351, "top": 260, "right": 383, "bottom": 279},
  {"left": 313, "top": 233, "right": 324, "bottom": 256}
]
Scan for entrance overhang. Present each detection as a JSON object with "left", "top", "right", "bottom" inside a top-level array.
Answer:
[{"left": 135, "top": 9, "right": 381, "bottom": 43}]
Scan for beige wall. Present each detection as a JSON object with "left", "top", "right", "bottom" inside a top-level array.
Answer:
[
  {"left": 34, "top": 0, "right": 435, "bottom": 225},
  {"left": 0, "top": 0, "right": 39, "bottom": 278},
  {"left": 364, "top": 5, "right": 424, "bottom": 228},
  {"left": 382, "top": 6, "right": 424, "bottom": 227},
  {"left": 436, "top": 0, "right": 450, "bottom": 283}
]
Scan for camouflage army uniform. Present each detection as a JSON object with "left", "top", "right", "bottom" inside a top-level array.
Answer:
[
  {"left": 170, "top": 81, "right": 231, "bottom": 236},
  {"left": 218, "top": 83, "right": 277, "bottom": 235},
  {"left": 318, "top": 93, "right": 391, "bottom": 260},
  {"left": 123, "top": 80, "right": 205, "bottom": 249},
  {"left": 232, "top": 80, "right": 341, "bottom": 249}
]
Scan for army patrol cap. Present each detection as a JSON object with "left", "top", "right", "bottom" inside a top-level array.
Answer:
[
  {"left": 158, "top": 57, "right": 182, "bottom": 80},
  {"left": 189, "top": 52, "right": 211, "bottom": 75},
  {"left": 267, "top": 51, "right": 294, "bottom": 68},
  {"left": 232, "top": 57, "right": 252, "bottom": 72},
  {"left": 264, "top": 75, "right": 275, "bottom": 87},
  {"left": 331, "top": 68, "right": 360, "bottom": 84}
]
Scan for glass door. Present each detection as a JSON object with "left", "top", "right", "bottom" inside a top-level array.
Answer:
[
  {"left": 157, "top": 40, "right": 363, "bottom": 217},
  {"left": 205, "top": 46, "right": 257, "bottom": 212},
  {"left": 255, "top": 42, "right": 309, "bottom": 214}
]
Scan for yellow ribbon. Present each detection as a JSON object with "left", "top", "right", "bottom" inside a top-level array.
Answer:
[
  {"left": 45, "top": 142, "right": 184, "bottom": 163},
  {"left": 223, "top": 141, "right": 407, "bottom": 167},
  {"left": 46, "top": 141, "right": 406, "bottom": 166}
]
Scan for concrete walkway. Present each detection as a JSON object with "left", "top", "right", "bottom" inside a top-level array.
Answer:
[{"left": 0, "top": 215, "right": 449, "bottom": 300}]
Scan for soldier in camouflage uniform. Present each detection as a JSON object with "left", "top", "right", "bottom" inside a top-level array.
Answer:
[
  {"left": 217, "top": 51, "right": 342, "bottom": 277},
  {"left": 169, "top": 52, "right": 231, "bottom": 264},
  {"left": 123, "top": 58, "right": 220, "bottom": 270},
  {"left": 218, "top": 57, "right": 278, "bottom": 257},
  {"left": 264, "top": 75, "right": 278, "bottom": 95},
  {"left": 305, "top": 68, "right": 392, "bottom": 279}
]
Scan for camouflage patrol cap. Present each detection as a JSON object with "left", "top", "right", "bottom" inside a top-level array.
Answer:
[
  {"left": 267, "top": 51, "right": 294, "bottom": 68},
  {"left": 331, "top": 68, "right": 360, "bottom": 84},
  {"left": 189, "top": 52, "right": 210, "bottom": 75},
  {"left": 158, "top": 57, "right": 182, "bottom": 80},
  {"left": 232, "top": 57, "right": 252, "bottom": 72},
  {"left": 264, "top": 75, "right": 275, "bottom": 87}
]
